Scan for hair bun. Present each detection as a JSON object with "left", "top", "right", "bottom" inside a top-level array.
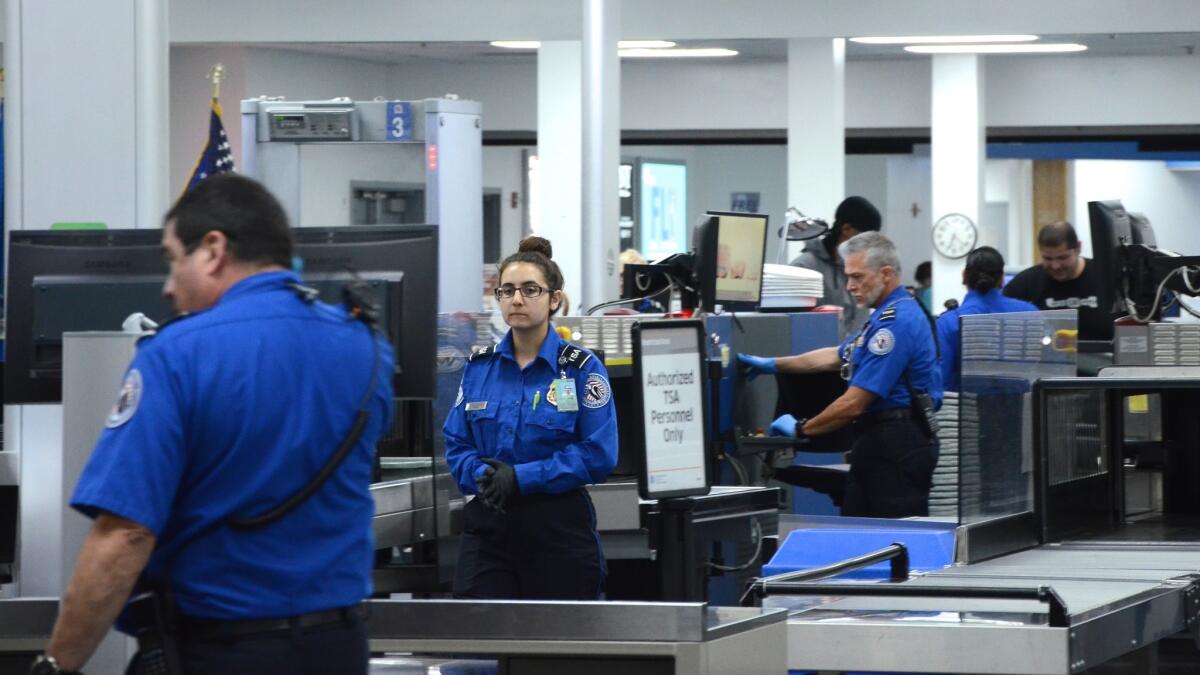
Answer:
[{"left": 518, "top": 236, "right": 553, "bottom": 259}]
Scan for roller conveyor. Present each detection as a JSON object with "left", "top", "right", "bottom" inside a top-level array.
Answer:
[{"left": 776, "top": 536, "right": 1200, "bottom": 674}]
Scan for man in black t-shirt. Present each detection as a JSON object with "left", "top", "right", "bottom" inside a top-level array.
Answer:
[{"left": 1004, "top": 221, "right": 1114, "bottom": 341}]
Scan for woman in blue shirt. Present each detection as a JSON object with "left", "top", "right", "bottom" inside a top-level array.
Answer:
[
  {"left": 443, "top": 236, "right": 618, "bottom": 599},
  {"left": 937, "top": 246, "right": 1038, "bottom": 392}
]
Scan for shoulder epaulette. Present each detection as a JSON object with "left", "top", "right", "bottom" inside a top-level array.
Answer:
[
  {"left": 468, "top": 344, "right": 498, "bottom": 362},
  {"left": 877, "top": 307, "right": 898, "bottom": 322},
  {"left": 557, "top": 343, "right": 594, "bottom": 371}
]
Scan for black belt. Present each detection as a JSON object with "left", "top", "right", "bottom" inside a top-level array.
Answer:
[
  {"left": 855, "top": 408, "right": 915, "bottom": 427},
  {"left": 180, "top": 603, "right": 366, "bottom": 640}
]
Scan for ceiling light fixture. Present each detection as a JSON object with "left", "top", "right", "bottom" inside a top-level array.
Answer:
[
  {"left": 491, "top": 40, "right": 679, "bottom": 50},
  {"left": 619, "top": 47, "right": 738, "bottom": 58},
  {"left": 490, "top": 41, "right": 542, "bottom": 49},
  {"left": 904, "top": 43, "right": 1087, "bottom": 54},
  {"left": 851, "top": 35, "right": 1039, "bottom": 45},
  {"left": 618, "top": 40, "right": 677, "bottom": 49}
]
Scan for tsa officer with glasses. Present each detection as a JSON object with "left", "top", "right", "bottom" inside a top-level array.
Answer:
[
  {"left": 738, "top": 232, "right": 942, "bottom": 518},
  {"left": 443, "top": 236, "right": 618, "bottom": 599}
]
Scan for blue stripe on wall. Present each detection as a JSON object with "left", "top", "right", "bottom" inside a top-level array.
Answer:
[{"left": 987, "top": 141, "right": 1200, "bottom": 162}]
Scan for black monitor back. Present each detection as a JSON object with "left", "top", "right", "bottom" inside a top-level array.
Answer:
[
  {"left": 1128, "top": 212, "right": 1156, "bottom": 247},
  {"left": 1087, "top": 200, "right": 1132, "bottom": 316},
  {"left": 292, "top": 226, "right": 438, "bottom": 400},
  {"left": 5, "top": 226, "right": 438, "bottom": 404},
  {"left": 6, "top": 230, "right": 169, "bottom": 404}
]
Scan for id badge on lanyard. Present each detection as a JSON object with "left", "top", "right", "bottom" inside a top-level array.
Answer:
[{"left": 553, "top": 372, "right": 579, "bottom": 412}]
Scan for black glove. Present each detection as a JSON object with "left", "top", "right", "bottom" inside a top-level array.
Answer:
[
  {"left": 475, "top": 465, "right": 500, "bottom": 512},
  {"left": 479, "top": 458, "right": 519, "bottom": 513}
]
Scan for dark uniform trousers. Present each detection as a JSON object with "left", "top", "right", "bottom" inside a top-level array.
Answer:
[
  {"left": 842, "top": 416, "right": 939, "bottom": 518},
  {"left": 454, "top": 488, "right": 606, "bottom": 599},
  {"left": 127, "top": 611, "right": 368, "bottom": 675}
]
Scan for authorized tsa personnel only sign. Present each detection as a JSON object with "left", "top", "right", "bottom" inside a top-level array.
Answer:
[{"left": 634, "top": 321, "right": 709, "bottom": 498}]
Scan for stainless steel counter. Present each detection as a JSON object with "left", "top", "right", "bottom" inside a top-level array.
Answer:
[
  {"left": 778, "top": 540, "right": 1200, "bottom": 674},
  {"left": 0, "top": 598, "right": 57, "bottom": 652},
  {"left": 366, "top": 599, "right": 787, "bottom": 675},
  {"left": 371, "top": 470, "right": 462, "bottom": 552}
]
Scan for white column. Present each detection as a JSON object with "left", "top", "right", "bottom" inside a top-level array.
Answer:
[
  {"left": 537, "top": 42, "right": 584, "bottom": 307},
  {"left": 6, "top": 2, "right": 164, "bottom": 670},
  {"left": 786, "top": 38, "right": 845, "bottom": 262},
  {"left": 135, "top": 0, "right": 170, "bottom": 227},
  {"left": 8, "top": 0, "right": 168, "bottom": 232},
  {"left": 931, "top": 55, "right": 986, "bottom": 310},
  {"left": 581, "top": 0, "right": 621, "bottom": 310}
]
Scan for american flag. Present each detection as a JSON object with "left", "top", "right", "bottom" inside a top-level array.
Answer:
[{"left": 184, "top": 99, "right": 235, "bottom": 192}]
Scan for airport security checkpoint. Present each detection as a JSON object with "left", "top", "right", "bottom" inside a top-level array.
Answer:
[{"left": 6, "top": 9, "right": 1200, "bottom": 673}]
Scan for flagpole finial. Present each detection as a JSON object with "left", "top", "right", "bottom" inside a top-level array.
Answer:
[{"left": 207, "top": 63, "right": 225, "bottom": 101}]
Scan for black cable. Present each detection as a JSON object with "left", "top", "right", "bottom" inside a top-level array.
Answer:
[{"left": 586, "top": 276, "right": 676, "bottom": 316}]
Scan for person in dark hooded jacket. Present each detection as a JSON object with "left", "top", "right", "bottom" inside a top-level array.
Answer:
[{"left": 790, "top": 196, "right": 883, "bottom": 337}]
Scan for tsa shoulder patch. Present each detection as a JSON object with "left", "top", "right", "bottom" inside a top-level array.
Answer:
[
  {"left": 868, "top": 328, "right": 896, "bottom": 356},
  {"left": 105, "top": 369, "right": 143, "bottom": 428},
  {"left": 582, "top": 372, "right": 612, "bottom": 409}
]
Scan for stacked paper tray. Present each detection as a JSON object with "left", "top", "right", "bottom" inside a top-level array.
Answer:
[{"left": 761, "top": 263, "right": 823, "bottom": 308}]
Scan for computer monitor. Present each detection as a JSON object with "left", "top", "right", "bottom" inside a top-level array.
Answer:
[
  {"left": 5, "top": 226, "right": 438, "bottom": 404},
  {"left": 1087, "top": 202, "right": 1200, "bottom": 322},
  {"left": 638, "top": 160, "right": 688, "bottom": 258},
  {"left": 291, "top": 225, "right": 438, "bottom": 401},
  {"left": 5, "top": 230, "right": 171, "bottom": 404},
  {"left": 694, "top": 211, "right": 769, "bottom": 313},
  {"left": 1128, "top": 212, "right": 1156, "bottom": 247},
  {"left": 1087, "top": 200, "right": 1133, "bottom": 316}
]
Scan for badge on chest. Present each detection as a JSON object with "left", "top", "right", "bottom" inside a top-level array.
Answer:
[{"left": 549, "top": 376, "right": 579, "bottom": 412}]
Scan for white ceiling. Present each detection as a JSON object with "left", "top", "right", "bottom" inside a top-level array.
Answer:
[
  {"left": 171, "top": 0, "right": 1200, "bottom": 44},
  {"left": 235, "top": 33, "right": 1200, "bottom": 67}
]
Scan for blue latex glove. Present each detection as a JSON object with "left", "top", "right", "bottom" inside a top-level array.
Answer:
[
  {"left": 737, "top": 353, "right": 777, "bottom": 381},
  {"left": 768, "top": 413, "right": 798, "bottom": 438}
]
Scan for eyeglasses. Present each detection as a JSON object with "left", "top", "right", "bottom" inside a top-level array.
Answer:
[{"left": 494, "top": 284, "right": 550, "bottom": 301}]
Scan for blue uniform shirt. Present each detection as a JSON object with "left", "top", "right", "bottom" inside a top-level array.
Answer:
[
  {"left": 839, "top": 286, "right": 943, "bottom": 412},
  {"left": 937, "top": 288, "right": 1038, "bottom": 392},
  {"left": 443, "top": 327, "right": 618, "bottom": 496},
  {"left": 72, "top": 270, "right": 395, "bottom": 620}
]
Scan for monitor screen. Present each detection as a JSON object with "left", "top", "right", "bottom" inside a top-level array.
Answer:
[
  {"left": 5, "top": 226, "right": 438, "bottom": 404},
  {"left": 638, "top": 160, "right": 688, "bottom": 258},
  {"left": 632, "top": 319, "right": 711, "bottom": 499},
  {"left": 709, "top": 211, "right": 768, "bottom": 307},
  {"left": 693, "top": 211, "right": 768, "bottom": 312}
]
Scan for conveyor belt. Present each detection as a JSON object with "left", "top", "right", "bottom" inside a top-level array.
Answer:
[{"left": 780, "top": 541, "right": 1200, "bottom": 674}]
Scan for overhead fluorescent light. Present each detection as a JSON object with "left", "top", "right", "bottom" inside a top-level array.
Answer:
[
  {"left": 619, "top": 47, "right": 738, "bottom": 58},
  {"left": 491, "top": 41, "right": 542, "bottom": 49},
  {"left": 851, "top": 35, "right": 1038, "bottom": 45},
  {"left": 491, "top": 40, "right": 678, "bottom": 50},
  {"left": 618, "top": 40, "right": 677, "bottom": 49},
  {"left": 905, "top": 43, "right": 1087, "bottom": 54}
]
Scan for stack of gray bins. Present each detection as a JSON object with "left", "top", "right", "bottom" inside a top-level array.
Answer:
[{"left": 930, "top": 391, "right": 960, "bottom": 517}]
